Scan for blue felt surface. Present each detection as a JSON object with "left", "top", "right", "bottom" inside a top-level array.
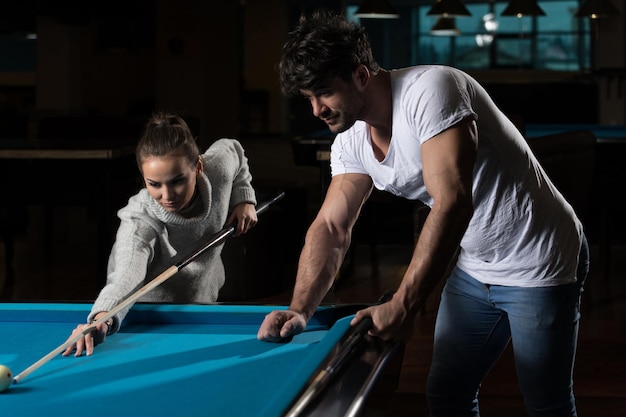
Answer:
[{"left": 0, "top": 303, "right": 351, "bottom": 417}]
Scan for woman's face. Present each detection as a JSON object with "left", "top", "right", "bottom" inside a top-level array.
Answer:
[{"left": 141, "top": 155, "right": 200, "bottom": 213}]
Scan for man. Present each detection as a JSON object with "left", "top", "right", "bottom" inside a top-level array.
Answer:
[{"left": 257, "top": 10, "right": 588, "bottom": 417}]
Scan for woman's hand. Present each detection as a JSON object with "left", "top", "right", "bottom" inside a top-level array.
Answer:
[
  {"left": 227, "top": 203, "right": 258, "bottom": 236},
  {"left": 61, "top": 313, "right": 113, "bottom": 357}
]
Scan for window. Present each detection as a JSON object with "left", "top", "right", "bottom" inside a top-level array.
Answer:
[
  {"left": 347, "top": 1, "right": 591, "bottom": 71},
  {"left": 0, "top": 31, "right": 36, "bottom": 72}
]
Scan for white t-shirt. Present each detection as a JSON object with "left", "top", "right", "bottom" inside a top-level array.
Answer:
[{"left": 331, "top": 65, "right": 583, "bottom": 287}]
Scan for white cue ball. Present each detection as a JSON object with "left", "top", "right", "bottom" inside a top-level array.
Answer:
[{"left": 0, "top": 365, "right": 12, "bottom": 392}]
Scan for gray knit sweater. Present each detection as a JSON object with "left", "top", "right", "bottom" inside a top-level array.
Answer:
[{"left": 88, "top": 138, "right": 257, "bottom": 332}]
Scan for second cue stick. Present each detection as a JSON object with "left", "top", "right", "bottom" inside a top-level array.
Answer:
[
  {"left": 284, "top": 292, "right": 394, "bottom": 417},
  {"left": 284, "top": 317, "right": 373, "bottom": 417},
  {"left": 343, "top": 340, "right": 401, "bottom": 417},
  {"left": 12, "top": 191, "right": 285, "bottom": 385}
]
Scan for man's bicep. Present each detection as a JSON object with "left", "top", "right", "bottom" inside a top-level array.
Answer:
[
  {"left": 317, "top": 173, "right": 373, "bottom": 232},
  {"left": 421, "top": 119, "right": 477, "bottom": 205}
]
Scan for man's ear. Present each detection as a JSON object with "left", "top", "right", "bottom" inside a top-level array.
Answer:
[
  {"left": 353, "top": 64, "right": 371, "bottom": 89},
  {"left": 196, "top": 156, "right": 204, "bottom": 174}
]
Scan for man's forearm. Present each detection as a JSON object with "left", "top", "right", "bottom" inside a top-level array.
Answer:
[
  {"left": 396, "top": 202, "right": 472, "bottom": 314},
  {"left": 289, "top": 222, "right": 350, "bottom": 321}
]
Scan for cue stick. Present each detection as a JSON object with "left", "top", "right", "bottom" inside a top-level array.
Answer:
[
  {"left": 343, "top": 341, "right": 401, "bottom": 417},
  {"left": 284, "top": 317, "right": 373, "bottom": 417},
  {"left": 12, "top": 191, "right": 285, "bottom": 385},
  {"left": 284, "top": 292, "right": 393, "bottom": 417}
]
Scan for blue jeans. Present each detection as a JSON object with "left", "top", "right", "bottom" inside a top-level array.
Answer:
[{"left": 427, "top": 236, "right": 589, "bottom": 417}]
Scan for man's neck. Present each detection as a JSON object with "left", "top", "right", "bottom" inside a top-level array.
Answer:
[{"left": 365, "top": 70, "right": 393, "bottom": 159}]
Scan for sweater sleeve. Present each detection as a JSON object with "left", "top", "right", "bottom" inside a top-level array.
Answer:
[
  {"left": 88, "top": 202, "right": 157, "bottom": 333},
  {"left": 204, "top": 139, "right": 257, "bottom": 209}
]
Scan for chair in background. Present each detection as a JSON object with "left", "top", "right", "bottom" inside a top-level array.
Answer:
[
  {"left": 525, "top": 129, "right": 600, "bottom": 304},
  {"left": 526, "top": 129, "right": 596, "bottom": 227}
]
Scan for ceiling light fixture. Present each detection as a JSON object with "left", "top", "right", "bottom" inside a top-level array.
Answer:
[
  {"left": 501, "top": 0, "right": 546, "bottom": 17},
  {"left": 354, "top": 0, "right": 400, "bottom": 19},
  {"left": 427, "top": 0, "right": 472, "bottom": 17},
  {"left": 430, "top": 16, "right": 461, "bottom": 36},
  {"left": 575, "top": 0, "right": 620, "bottom": 19}
]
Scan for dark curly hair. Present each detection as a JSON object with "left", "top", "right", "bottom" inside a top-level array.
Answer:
[{"left": 279, "top": 10, "right": 380, "bottom": 97}]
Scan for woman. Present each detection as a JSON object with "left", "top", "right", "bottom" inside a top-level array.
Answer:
[{"left": 63, "top": 112, "right": 257, "bottom": 356}]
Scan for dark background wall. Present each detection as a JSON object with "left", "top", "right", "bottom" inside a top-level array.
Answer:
[
  {"left": 1, "top": 0, "right": 624, "bottom": 144},
  {"left": 0, "top": 0, "right": 625, "bottom": 302}
]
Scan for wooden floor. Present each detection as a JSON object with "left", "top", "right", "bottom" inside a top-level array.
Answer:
[{"left": 2, "top": 206, "right": 625, "bottom": 416}]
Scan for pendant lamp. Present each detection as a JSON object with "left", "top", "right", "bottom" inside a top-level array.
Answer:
[
  {"left": 430, "top": 17, "right": 461, "bottom": 36},
  {"left": 575, "top": 0, "right": 619, "bottom": 19},
  {"left": 427, "top": 0, "right": 471, "bottom": 17},
  {"left": 501, "top": 0, "right": 546, "bottom": 17},
  {"left": 355, "top": 0, "right": 400, "bottom": 19}
]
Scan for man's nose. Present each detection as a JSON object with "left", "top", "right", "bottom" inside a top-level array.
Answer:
[{"left": 311, "top": 98, "right": 327, "bottom": 118}]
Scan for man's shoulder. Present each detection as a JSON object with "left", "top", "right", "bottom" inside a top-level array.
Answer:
[
  {"left": 392, "top": 65, "right": 464, "bottom": 83},
  {"left": 335, "top": 120, "right": 368, "bottom": 142}
]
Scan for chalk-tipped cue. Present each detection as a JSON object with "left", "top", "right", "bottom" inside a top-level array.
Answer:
[{"left": 12, "top": 191, "right": 285, "bottom": 385}]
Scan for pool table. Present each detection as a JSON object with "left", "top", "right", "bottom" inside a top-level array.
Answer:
[
  {"left": 524, "top": 123, "right": 626, "bottom": 144},
  {"left": 0, "top": 303, "right": 401, "bottom": 417}
]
